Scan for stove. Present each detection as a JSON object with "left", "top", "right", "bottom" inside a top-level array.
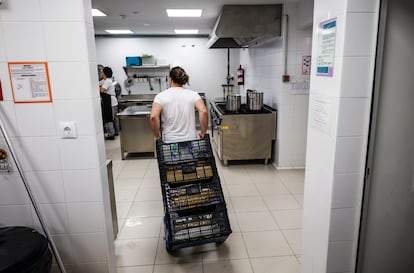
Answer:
[{"left": 210, "top": 101, "right": 277, "bottom": 166}]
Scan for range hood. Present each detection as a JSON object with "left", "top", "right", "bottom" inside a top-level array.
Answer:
[{"left": 207, "top": 4, "right": 283, "bottom": 48}]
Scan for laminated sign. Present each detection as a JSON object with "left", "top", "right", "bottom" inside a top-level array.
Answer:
[
  {"left": 8, "top": 62, "right": 52, "bottom": 103},
  {"left": 316, "top": 18, "right": 337, "bottom": 77}
]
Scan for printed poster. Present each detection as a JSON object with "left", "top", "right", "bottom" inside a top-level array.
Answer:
[
  {"left": 316, "top": 18, "right": 337, "bottom": 77},
  {"left": 8, "top": 62, "right": 52, "bottom": 103}
]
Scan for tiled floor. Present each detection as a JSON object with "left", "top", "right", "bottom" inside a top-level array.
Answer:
[{"left": 105, "top": 136, "right": 304, "bottom": 273}]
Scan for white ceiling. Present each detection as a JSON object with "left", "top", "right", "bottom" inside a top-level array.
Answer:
[{"left": 91, "top": 0, "right": 299, "bottom": 36}]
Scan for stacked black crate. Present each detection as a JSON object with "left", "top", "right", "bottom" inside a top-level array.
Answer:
[{"left": 156, "top": 134, "right": 232, "bottom": 251}]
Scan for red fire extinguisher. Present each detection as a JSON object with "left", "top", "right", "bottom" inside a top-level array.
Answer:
[{"left": 237, "top": 65, "right": 244, "bottom": 85}]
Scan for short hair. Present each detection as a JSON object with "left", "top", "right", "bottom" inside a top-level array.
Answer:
[
  {"left": 102, "top": 66, "right": 113, "bottom": 78},
  {"left": 169, "top": 66, "right": 189, "bottom": 85}
]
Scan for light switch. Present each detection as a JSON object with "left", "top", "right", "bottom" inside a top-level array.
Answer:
[{"left": 59, "top": 121, "right": 77, "bottom": 139}]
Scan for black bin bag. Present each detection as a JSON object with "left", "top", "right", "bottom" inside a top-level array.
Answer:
[{"left": 0, "top": 226, "right": 52, "bottom": 273}]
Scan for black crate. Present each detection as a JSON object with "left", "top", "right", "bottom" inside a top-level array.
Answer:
[
  {"left": 164, "top": 206, "right": 232, "bottom": 251},
  {"left": 156, "top": 135, "right": 213, "bottom": 165},
  {"left": 159, "top": 159, "right": 218, "bottom": 186},
  {"left": 162, "top": 177, "right": 225, "bottom": 214}
]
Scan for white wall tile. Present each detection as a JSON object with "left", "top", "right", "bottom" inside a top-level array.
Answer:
[
  {"left": 71, "top": 233, "right": 107, "bottom": 263},
  {"left": 43, "top": 22, "right": 89, "bottom": 62},
  {"left": 85, "top": 23, "right": 97, "bottom": 62},
  {"left": 336, "top": 98, "right": 370, "bottom": 137},
  {"left": 0, "top": 101, "right": 19, "bottom": 137},
  {"left": 347, "top": 0, "right": 380, "bottom": 13},
  {"left": 0, "top": 29, "right": 6, "bottom": 61},
  {"left": 0, "top": 63, "right": 13, "bottom": 101},
  {"left": 54, "top": 100, "right": 96, "bottom": 136},
  {"left": 3, "top": 22, "right": 46, "bottom": 61},
  {"left": 52, "top": 234, "right": 74, "bottom": 264},
  {"left": 332, "top": 173, "right": 362, "bottom": 209},
  {"left": 15, "top": 104, "right": 56, "bottom": 136},
  {"left": 343, "top": 13, "right": 377, "bottom": 57},
  {"left": 340, "top": 57, "right": 374, "bottom": 98},
  {"left": 25, "top": 170, "right": 65, "bottom": 204},
  {"left": 58, "top": 136, "right": 99, "bottom": 170},
  {"left": 0, "top": 0, "right": 42, "bottom": 21},
  {"left": 67, "top": 203, "right": 104, "bottom": 233},
  {"left": 19, "top": 136, "right": 61, "bottom": 171},
  {"left": 39, "top": 0, "right": 85, "bottom": 21},
  {"left": 63, "top": 169, "right": 103, "bottom": 202},
  {"left": 329, "top": 208, "right": 357, "bottom": 241},
  {"left": 0, "top": 205, "right": 33, "bottom": 226},
  {"left": 334, "top": 137, "right": 365, "bottom": 174},
  {"left": 47, "top": 62, "right": 94, "bottom": 100},
  {"left": 33, "top": 203, "right": 69, "bottom": 234},
  {"left": 326, "top": 241, "right": 354, "bottom": 273},
  {"left": 0, "top": 174, "right": 29, "bottom": 205}
]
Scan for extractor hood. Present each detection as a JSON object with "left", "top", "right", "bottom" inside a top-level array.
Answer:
[{"left": 207, "top": 4, "right": 283, "bottom": 49}]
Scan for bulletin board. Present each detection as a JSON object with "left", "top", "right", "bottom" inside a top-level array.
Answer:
[{"left": 8, "top": 62, "right": 53, "bottom": 103}]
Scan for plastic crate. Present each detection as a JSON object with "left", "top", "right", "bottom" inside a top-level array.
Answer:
[
  {"left": 164, "top": 205, "right": 232, "bottom": 251},
  {"left": 156, "top": 135, "right": 213, "bottom": 165},
  {"left": 162, "top": 177, "right": 225, "bottom": 214},
  {"left": 159, "top": 159, "right": 218, "bottom": 186}
]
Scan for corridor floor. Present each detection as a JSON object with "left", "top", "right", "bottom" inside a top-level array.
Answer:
[{"left": 105, "top": 137, "right": 304, "bottom": 273}]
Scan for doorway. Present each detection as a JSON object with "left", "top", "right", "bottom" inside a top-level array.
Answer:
[{"left": 357, "top": 0, "right": 414, "bottom": 272}]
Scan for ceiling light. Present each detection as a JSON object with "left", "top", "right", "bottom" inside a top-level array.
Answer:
[
  {"left": 166, "top": 9, "right": 202, "bottom": 17},
  {"left": 92, "top": 8, "right": 107, "bottom": 17},
  {"left": 105, "top": 29, "right": 133, "bottom": 34},
  {"left": 175, "top": 29, "right": 199, "bottom": 34}
]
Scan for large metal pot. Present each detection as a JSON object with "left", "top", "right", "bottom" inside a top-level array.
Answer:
[
  {"left": 226, "top": 94, "right": 241, "bottom": 111},
  {"left": 247, "top": 91, "right": 264, "bottom": 111}
]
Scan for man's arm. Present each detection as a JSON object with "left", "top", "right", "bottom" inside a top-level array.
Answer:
[
  {"left": 195, "top": 99, "right": 208, "bottom": 139},
  {"left": 149, "top": 102, "right": 162, "bottom": 140}
]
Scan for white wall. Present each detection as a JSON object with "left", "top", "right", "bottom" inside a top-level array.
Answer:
[
  {"left": 95, "top": 37, "right": 240, "bottom": 101},
  {"left": 240, "top": 2, "right": 312, "bottom": 168},
  {"left": 301, "top": 0, "right": 380, "bottom": 272},
  {"left": 0, "top": 1, "right": 115, "bottom": 273}
]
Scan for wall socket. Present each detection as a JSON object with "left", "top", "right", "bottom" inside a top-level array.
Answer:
[{"left": 59, "top": 121, "right": 77, "bottom": 139}]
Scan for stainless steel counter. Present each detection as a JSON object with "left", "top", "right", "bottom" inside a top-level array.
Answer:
[{"left": 117, "top": 105, "right": 155, "bottom": 159}]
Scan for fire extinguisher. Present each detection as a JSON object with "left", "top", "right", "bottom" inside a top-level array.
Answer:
[{"left": 237, "top": 65, "right": 244, "bottom": 85}]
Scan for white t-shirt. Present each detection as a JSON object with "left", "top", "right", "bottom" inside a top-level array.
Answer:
[
  {"left": 153, "top": 87, "right": 201, "bottom": 143},
  {"left": 101, "top": 78, "right": 118, "bottom": 107}
]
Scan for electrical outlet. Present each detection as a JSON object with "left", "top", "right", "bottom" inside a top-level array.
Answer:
[{"left": 59, "top": 121, "right": 77, "bottom": 139}]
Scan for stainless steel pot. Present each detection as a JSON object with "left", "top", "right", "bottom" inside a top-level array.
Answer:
[
  {"left": 247, "top": 91, "right": 264, "bottom": 111},
  {"left": 226, "top": 94, "right": 241, "bottom": 111}
]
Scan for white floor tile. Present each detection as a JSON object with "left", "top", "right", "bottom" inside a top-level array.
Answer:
[
  {"left": 115, "top": 186, "right": 139, "bottom": 203},
  {"left": 202, "top": 233, "right": 249, "bottom": 261},
  {"left": 255, "top": 182, "right": 290, "bottom": 195},
  {"left": 263, "top": 195, "right": 302, "bottom": 210},
  {"left": 227, "top": 212, "right": 241, "bottom": 233},
  {"left": 117, "top": 265, "right": 154, "bottom": 273},
  {"left": 134, "top": 186, "right": 162, "bottom": 201},
  {"left": 283, "top": 181, "right": 305, "bottom": 194},
  {"left": 251, "top": 256, "right": 300, "bottom": 273},
  {"left": 118, "top": 169, "right": 147, "bottom": 180},
  {"left": 282, "top": 229, "right": 303, "bottom": 255},
  {"left": 203, "top": 259, "right": 253, "bottom": 273},
  {"left": 236, "top": 211, "right": 279, "bottom": 232},
  {"left": 243, "top": 230, "right": 293, "bottom": 257},
  {"left": 115, "top": 238, "right": 158, "bottom": 266},
  {"left": 116, "top": 202, "right": 132, "bottom": 220},
  {"left": 153, "top": 263, "right": 202, "bottom": 273},
  {"left": 272, "top": 210, "right": 303, "bottom": 229},
  {"left": 293, "top": 194, "right": 304, "bottom": 207},
  {"left": 128, "top": 201, "right": 164, "bottom": 217},
  {"left": 227, "top": 183, "right": 260, "bottom": 197},
  {"left": 155, "top": 237, "right": 203, "bottom": 265},
  {"left": 118, "top": 216, "right": 162, "bottom": 239},
  {"left": 230, "top": 196, "right": 268, "bottom": 212}
]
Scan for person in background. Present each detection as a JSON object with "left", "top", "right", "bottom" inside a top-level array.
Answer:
[
  {"left": 149, "top": 66, "right": 208, "bottom": 142},
  {"left": 99, "top": 66, "right": 116, "bottom": 140}
]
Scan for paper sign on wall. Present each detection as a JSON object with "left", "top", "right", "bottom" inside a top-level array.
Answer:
[
  {"left": 8, "top": 62, "right": 52, "bottom": 103},
  {"left": 310, "top": 95, "right": 334, "bottom": 135},
  {"left": 316, "top": 18, "right": 337, "bottom": 77}
]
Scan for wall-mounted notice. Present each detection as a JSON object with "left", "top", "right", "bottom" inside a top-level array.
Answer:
[
  {"left": 302, "top": 55, "right": 311, "bottom": 75},
  {"left": 316, "top": 18, "right": 337, "bottom": 77},
  {"left": 310, "top": 95, "right": 334, "bottom": 135},
  {"left": 8, "top": 62, "right": 52, "bottom": 103}
]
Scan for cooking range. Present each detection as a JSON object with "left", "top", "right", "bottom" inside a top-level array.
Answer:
[{"left": 210, "top": 101, "right": 277, "bottom": 166}]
